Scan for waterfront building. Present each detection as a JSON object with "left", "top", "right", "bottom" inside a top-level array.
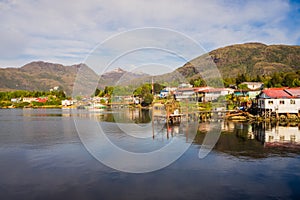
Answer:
[
  {"left": 257, "top": 87, "right": 300, "bottom": 117},
  {"left": 175, "top": 87, "right": 198, "bottom": 101},
  {"left": 195, "top": 87, "right": 234, "bottom": 102}
]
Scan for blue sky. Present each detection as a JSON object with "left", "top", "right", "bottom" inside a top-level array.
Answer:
[{"left": 0, "top": 0, "right": 299, "bottom": 69}]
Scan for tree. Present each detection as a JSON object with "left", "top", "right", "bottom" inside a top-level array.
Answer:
[
  {"left": 133, "top": 83, "right": 153, "bottom": 106},
  {"left": 153, "top": 83, "right": 164, "bottom": 94},
  {"left": 104, "top": 86, "right": 114, "bottom": 97},
  {"left": 190, "top": 78, "right": 205, "bottom": 87},
  {"left": 254, "top": 75, "right": 262, "bottom": 82},
  {"left": 94, "top": 88, "right": 100, "bottom": 96},
  {"left": 236, "top": 73, "right": 247, "bottom": 85},
  {"left": 143, "top": 93, "right": 154, "bottom": 105},
  {"left": 269, "top": 72, "right": 283, "bottom": 87},
  {"left": 293, "top": 79, "right": 300, "bottom": 87},
  {"left": 283, "top": 72, "right": 299, "bottom": 87},
  {"left": 237, "top": 84, "right": 248, "bottom": 90}
]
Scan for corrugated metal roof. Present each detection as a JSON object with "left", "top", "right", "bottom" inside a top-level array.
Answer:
[
  {"left": 284, "top": 88, "right": 300, "bottom": 97},
  {"left": 261, "top": 88, "right": 292, "bottom": 98},
  {"left": 261, "top": 88, "right": 289, "bottom": 98}
]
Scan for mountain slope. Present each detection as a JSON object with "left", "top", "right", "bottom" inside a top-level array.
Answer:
[
  {"left": 0, "top": 43, "right": 299, "bottom": 93},
  {"left": 0, "top": 62, "right": 149, "bottom": 94},
  {"left": 0, "top": 61, "right": 81, "bottom": 94},
  {"left": 177, "top": 42, "right": 300, "bottom": 80}
]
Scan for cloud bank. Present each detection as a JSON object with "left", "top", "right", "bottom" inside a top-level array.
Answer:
[{"left": 0, "top": 0, "right": 299, "bottom": 67}]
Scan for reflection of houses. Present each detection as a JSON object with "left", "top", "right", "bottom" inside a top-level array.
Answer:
[
  {"left": 257, "top": 88, "right": 300, "bottom": 116},
  {"left": 264, "top": 126, "right": 300, "bottom": 146}
]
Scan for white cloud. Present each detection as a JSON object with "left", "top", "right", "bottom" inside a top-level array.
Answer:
[{"left": 0, "top": 0, "right": 298, "bottom": 67}]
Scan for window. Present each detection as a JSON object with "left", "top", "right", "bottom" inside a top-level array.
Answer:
[
  {"left": 268, "top": 100, "right": 273, "bottom": 105},
  {"left": 279, "top": 100, "right": 285, "bottom": 104},
  {"left": 290, "top": 135, "right": 296, "bottom": 143},
  {"left": 290, "top": 99, "right": 296, "bottom": 104},
  {"left": 269, "top": 135, "right": 274, "bottom": 142}
]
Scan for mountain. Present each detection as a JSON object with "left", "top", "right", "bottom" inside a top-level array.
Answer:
[
  {"left": 0, "top": 62, "right": 149, "bottom": 95},
  {"left": 177, "top": 42, "right": 300, "bottom": 80},
  {"left": 0, "top": 61, "right": 81, "bottom": 94},
  {"left": 1, "top": 43, "right": 299, "bottom": 94}
]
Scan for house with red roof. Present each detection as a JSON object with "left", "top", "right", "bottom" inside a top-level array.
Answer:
[{"left": 257, "top": 88, "right": 300, "bottom": 116}]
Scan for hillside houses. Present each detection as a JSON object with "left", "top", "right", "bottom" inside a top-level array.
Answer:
[
  {"left": 170, "top": 86, "right": 234, "bottom": 102},
  {"left": 196, "top": 87, "right": 234, "bottom": 102}
]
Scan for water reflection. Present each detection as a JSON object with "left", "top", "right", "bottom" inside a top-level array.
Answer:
[
  {"left": 253, "top": 122, "right": 300, "bottom": 148},
  {"left": 1, "top": 109, "right": 300, "bottom": 199},
  {"left": 197, "top": 121, "right": 300, "bottom": 158},
  {"left": 18, "top": 109, "right": 300, "bottom": 158}
]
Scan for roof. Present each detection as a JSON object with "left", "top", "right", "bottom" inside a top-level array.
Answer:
[
  {"left": 176, "top": 87, "right": 195, "bottom": 92},
  {"left": 285, "top": 88, "right": 300, "bottom": 97},
  {"left": 200, "top": 88, "right": 233, "bottom": 93},
  {"left": 241, "top": 82, "right": 263, "bottom": 85},
  {"left": 193, "top": 86, "right": 212, "bottom": 92},
  {"left": 260, "top": 88, "right": 300, "bottom": 99}
]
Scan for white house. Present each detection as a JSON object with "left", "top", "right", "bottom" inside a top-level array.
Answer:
[
  {"left": 195, "top": 87, "right": 234, "bottom": 102},
  {"left": 159, "top": 87, "right": 177, "bottom": 98},
  {"left": 257, "top": 88, "right": 300, "bottom": 115},
  {"left": 61, "top": 99, "right": 73, "bottom": 106},
  {"left": 175, "top": 87, "right": 196, "bottom": 101},
  {"left": 23, "top": 97, "right": 38, "bottom": 103},
  {"left": 241, "top": 82, "right": 264, "bottom": 90},
  {"left": 178, "top": 83, "right": 193, "bottom": 88}
]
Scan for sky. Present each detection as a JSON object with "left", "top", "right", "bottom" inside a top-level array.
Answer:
[{"left": 0, "top": 0, "right": 300, "bottom": 71}]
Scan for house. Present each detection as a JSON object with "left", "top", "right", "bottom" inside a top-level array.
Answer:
[
  {"left": 23, "top": 97, "right": 38, "bottom": 103},
  {"left": 159, "top": 87, "right": 177, "bottom": 98},
  {"left": 36, "top": 97, "right": 48, "bottom": 103},
  {"left": 195, "top": 87, "right": 234, "bottom": 102},
  {"left": 257, "top": 88, "right": 300, "bottom": 116},
  {"left": 178, "top": 83, "right": 193, "bottom": 88},
  {"left": 11, "top": 98, "right": 21, "bottom": 103},
  {"left": 175, "top": 87, "right": 197, "bottom": 101},
  {"left": 241, "top": 82, "right": 264, "bottom": 90},
  {"left": 234, "top": 89, "right": 261, "bottom": 100},
  {"left": 61, "top": 99, "right": 73, "bottom": 106}
]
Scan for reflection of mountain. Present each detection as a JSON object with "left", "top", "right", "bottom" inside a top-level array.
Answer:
[{"left": 196, "top": 121, "right": 300, "bottom": 158}]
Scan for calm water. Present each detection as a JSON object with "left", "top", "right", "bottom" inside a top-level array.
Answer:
[{"left": 1, "top": 109, "right": 300, "bottom": 199}]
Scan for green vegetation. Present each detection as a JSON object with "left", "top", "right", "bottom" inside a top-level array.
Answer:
[
  {"left": 189, "top": 70, "right": 300, "bottom": 88},
  {"left": 0, "top": 90, "right": 68, "bottom": 108}
]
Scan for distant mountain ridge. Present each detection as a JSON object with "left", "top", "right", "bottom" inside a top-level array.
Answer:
[
  {"left": 1, "top": 43, "right": 299, "bottom": 94},
  {"left": 0, "top": 61, "right": 149, "bottom": 94}
]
